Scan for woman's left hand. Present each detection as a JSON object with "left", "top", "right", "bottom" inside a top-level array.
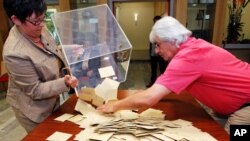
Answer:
[{"left": 64, "top": 75, "right": 78, "bottom": 88}]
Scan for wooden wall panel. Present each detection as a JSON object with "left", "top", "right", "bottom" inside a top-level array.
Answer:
[
  {"left": 212, "top": 0, "right": 227, "bottom": 46},
  {"left": 59, "top": 0, "right": 70, "bottom": 11},
  {"left": 154, "top": 1, "right": 169, "bottom": 16},
  {"left": 0, "top": 0, "right": 10, "bottom": 61},
  {"left": 97, "top": 0, "right": 108, "bottom": 4},
  {"left": 174, "top": 0, "right": 187, "bottom": 26},
  {"left": 0, "top": 0, "right": 9, "bottom": 40}
]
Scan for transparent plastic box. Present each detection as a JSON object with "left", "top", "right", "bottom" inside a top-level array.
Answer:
[{"left": 51, "top": 4, "right": 132, "bottom": 94}]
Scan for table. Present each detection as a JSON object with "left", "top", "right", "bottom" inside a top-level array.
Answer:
[{"left": 22, "top": 90, "right": 229, "bottom": 141}]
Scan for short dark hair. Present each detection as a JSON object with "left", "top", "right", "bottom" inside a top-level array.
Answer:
[
  {"left": 3, "top": 0, "right": 47, "bottom": 23},
  {"left": 153, "top": 16, "right": 162, "bottom": 23}
]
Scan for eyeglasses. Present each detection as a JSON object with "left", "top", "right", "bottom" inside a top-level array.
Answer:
[{"left": 25, "top": 18, "right": 45, "bottom": 26}]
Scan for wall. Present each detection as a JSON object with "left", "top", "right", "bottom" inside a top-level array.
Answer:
[
  {"left": 47, "top": 5, "right": 60, "bottom": 12},
  {"left": 115, "top": 2, "right": 156, "bottom": 60},
  {"left": 0, "top": 0, "right": 10, "bottom": 62},
  {"left": 240, "top": 5, "right": 250, "bottom": 40}
]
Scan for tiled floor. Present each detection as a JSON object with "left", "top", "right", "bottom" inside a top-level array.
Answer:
[
  {"left": 0, "top": 61, "right": 226, "bottom": 140},
  {"left": 0, "top": 98, "right": 27, "bottom": 141}
]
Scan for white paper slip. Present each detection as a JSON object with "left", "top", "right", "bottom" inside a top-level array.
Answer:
[
  {"left": 54, "top": 113, "right": 74, "bottom": 122},
  {"left": 89, "top": 132, "right": 114, "bottom": 141},
  {"left": 98, "top": 66, "right": 115, "bottom": 78},
  {"left": 46, "top": 131, "right": 72, "bottom": 141},
  {"left": 151, "top": 133, "right": 175, "bottom": 141},
  {"left": 171, "top": 119, "right": 192, "bottom": 127},
  {"left": 114, "top": 110, "right": 139, "bottom": 120},
  {"left": 67, "top": 114, "right": 85, "bottom": 123},
  {"left": 110, "top": 134, "right": 139, "bottom": 141},
  {"left": 95, "top": 78, "right": 120, "bottom": 101},
  {"left": 74, "top": 128, "right": 95, "bottom": 141},
  {"left": 74, "top": 99, "right": 96, "bottom": 115},
  {"left": 139, "top": 108, "right": 165, "bottom": 119}
]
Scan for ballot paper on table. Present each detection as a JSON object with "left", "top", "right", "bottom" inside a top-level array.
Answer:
[
  {"left": 46, "top": 131, "right": 72, "bottom": 141},
  {"left": 72, "top": 104, "right": 219, "bottom": 141},
  {"left": 109, "top": 134, "right": 139, "bottom": 141},
  {"left": 92, "top": 94, "right": 105, "bottom": 107},
  {"left": 139, "top": 108, "right": 165, "bottom": 120},
  {"left": 67, "top": 114, "right": 85, "bottom": 123},
  {"left": 75, "top": 127, "right": 115, "bottom": 141},
  {"left": 74, "top": 128, "right": 95, "bottom": 141},
  {"left": 151, "top": 133, "right": 175, "bottom": 141},
  {"left": 78, "top": 87, "right": 95, "bottom": 102},
  {"left": 74, "top": 98, "right": 114, "bottom": 128},
  {"left": 89, "top": 132, "right": 115, "bottom": 141},
  {"left": 95, "top": 78, "right": 120, "bottom": 102},
  {"left": 171, "top": 119, "right": 193, "bottom": 127},
  {"left": 54, "top": 113, "right": 74, "bottom": 122},
  {"left": 77, "top": 111, "right": 114, "bottom": 129},
  {"left": 114, "top": 110, "right": 139, "bottom": 120},
  {"left": 74, "top": 99, "right": 96, "bottom": 115},
  {"left": 77, "top": 78, "right": 120, "bottom": 107}
]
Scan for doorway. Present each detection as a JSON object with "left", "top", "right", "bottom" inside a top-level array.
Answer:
[{"left": 108, "top": 0, "right": 170, "bottom": 60}]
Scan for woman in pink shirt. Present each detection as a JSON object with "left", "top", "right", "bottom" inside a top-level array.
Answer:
[{"left": 97, "top": 16, "right": 250, "bottom": 134}]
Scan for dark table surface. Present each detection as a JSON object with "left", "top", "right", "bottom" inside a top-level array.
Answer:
[{"left": 22, "top": 90, "right": 229, "bottom": 141}]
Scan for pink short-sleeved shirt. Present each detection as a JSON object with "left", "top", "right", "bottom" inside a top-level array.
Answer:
[{"left": 156, "top": 37, "right": 250, "bottom": 115}]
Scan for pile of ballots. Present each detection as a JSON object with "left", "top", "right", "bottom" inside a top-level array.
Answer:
[
  {"left": 95, "top": 118, "right": 165, "bottom": 137},
  {"left": 91, "top": 117, "right": 218, "bottom": 141},
  {"left": 71, "top": 101, "right": 218, "bottom": 141}
]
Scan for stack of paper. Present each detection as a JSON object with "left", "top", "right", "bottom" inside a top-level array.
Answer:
[
  {"left": 139, "top": 108, "right": 165, "bottom": 120},
  {"left": 77, "top": 78, "right": 120, "bottom": 107},
  {"left": 51, "top": 100, "right": 218, "bottom": 141}
]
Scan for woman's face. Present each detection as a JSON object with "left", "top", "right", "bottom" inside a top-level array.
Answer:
[
  {"left": 19, "top": 12, "right": 45, "bottom": 38},
  {"left": 154, "top": 36, "right": 178, "bottom": 61}
]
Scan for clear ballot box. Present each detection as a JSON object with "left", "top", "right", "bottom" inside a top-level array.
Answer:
[{"left": 51, "top": 4, "right": 132, "bottom": 94}]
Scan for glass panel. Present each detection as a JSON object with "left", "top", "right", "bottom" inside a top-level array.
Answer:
[
  {"left": 51, "top": 5, "right": 132, "bottom": 94},
  {"left": 187, "top": 0, "right": 216, "bottom": 42}
]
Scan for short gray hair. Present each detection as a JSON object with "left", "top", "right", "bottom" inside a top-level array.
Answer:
[{"left": 149, "top": 16, "right": 192, "bottom": 47}]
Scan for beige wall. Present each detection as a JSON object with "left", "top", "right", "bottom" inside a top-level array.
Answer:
[
  {"left": 114, "top": 2, "right": 168, "bottom": 60},
  {"left": 47, "top": 5, "right": 60, "bottom": 12},
  {"left": 242, "top": 7, "right": 250, "bottom": 39},
  {"left": 115, "top": 2, "right": 154, "bottom": 52}
]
